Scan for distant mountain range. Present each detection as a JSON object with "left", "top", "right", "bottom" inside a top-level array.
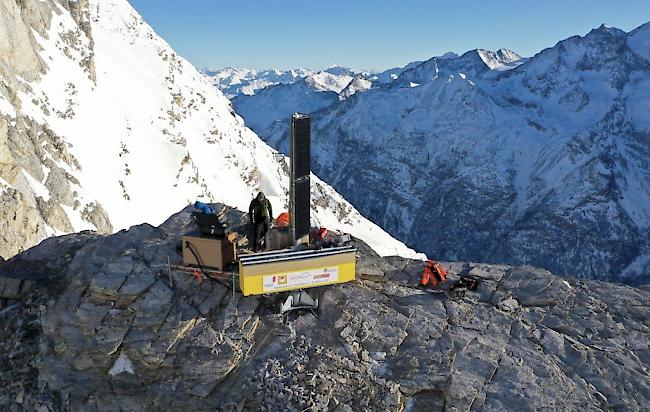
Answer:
[
  {"left": 201, "top": 65, "right": 380, "bottom": 99},
  {"left": 201, "top": 62, "right": 425, "bottom": 98},
  {"left": 214, "top": 50, "right": 524, "bottom": 136},
  {"left": 201, "top": 67, "right": 313, "bottom": 98},
  {"left": 212, "top": 25, "right": 650, "bottom": 285},
  {"left": 210, "top": 62, "right": 427, "bottom": 135}
]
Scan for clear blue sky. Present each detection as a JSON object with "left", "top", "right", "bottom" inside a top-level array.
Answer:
[{"left": 128, "top": 0, "right": 650, "bottom": 71}]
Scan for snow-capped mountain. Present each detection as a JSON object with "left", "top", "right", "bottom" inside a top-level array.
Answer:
[
  {"left": 201, "top": 65, "right": 359, "bottom": 99},
  {"left": 231, "top": 68, "right": 359, "bottom": 136},
  {"left": 369, "top": 59, "right": 426, "bottom": 84},
  {"left": 201, "top": 67, "right": 313, "bottom": 98},
  {"left": 232, "top": 50, "right": 524, "bottom": 139},
  {"left": 231, "top": 79, "right": 338, "bottom": 137},
  {"left": 207, "top": 65, "right": 362, "bottom": 135},
  {"left": 339, "top": 74, "right": 373, "bottom": 100},
  {"left": 0, "top": 0, "right": 422, "bottom": 260},
  {"left": 261, "top": 25, "right": 650, "bottom": 285},
  {"left": 309, "top": 66, "right": 357, "bottom": 93},
  {"left": 394, "top": 48, "right": 525, "bottom": 86}
]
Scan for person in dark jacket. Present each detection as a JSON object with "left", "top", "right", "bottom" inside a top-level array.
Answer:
[{"left": 248, "top": 192, "right": 273, "bottom": 251}]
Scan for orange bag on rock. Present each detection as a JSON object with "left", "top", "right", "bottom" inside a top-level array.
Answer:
[{"left": 275, "top": 212, "right": 290, "bottom": 228}]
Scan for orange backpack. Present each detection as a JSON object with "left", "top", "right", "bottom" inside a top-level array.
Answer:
[
  {"left": 421, "top": 260, "right": 447, "bottom": 287},
  {"left": 275, "top": 212, "right": 290, "bottom": 228}
]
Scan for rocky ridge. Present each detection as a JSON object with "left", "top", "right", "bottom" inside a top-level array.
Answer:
[{"left": 1, "top": 205, "right": 649, "bottom": 411}]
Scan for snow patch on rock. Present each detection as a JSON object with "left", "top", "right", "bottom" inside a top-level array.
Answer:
[{"left": 108, "top": 353, "right": 135, "bottom": 376}]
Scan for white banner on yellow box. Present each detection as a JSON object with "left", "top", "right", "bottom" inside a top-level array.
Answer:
[{"left": 263, "top": 266, "right": 339, "bottom": 292}]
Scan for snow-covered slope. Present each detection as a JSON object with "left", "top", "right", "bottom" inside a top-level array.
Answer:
[
  {"left": 201, "top": 67, "right": 312, "bottom": 98},
  {"left": 231, "top": 76, "right": 339, "bottom": 136},
  {"left": 309, "top": 66, "right": 357, "bottom": 93},
  {"left": 629, "top": 22, "right": 650, "bottom": 62},
  {"left": 261, "top": 26, "right": 650, "bottom": 285},
  {"left": 0, "top": 0, "right": 421, "bottom": 260},
  {"left": 339, "top": 74, "right": 373, "bottom": 99}
]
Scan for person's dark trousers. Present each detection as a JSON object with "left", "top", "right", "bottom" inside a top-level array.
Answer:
[
  {"left": 250, "top": 219, "right": 257, "bottom": 251},
  {"left": 253, "top": 216, "right": 270, "bottom": 251}
]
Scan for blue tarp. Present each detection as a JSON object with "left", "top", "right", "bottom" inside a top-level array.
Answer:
[{"left": 193, "top": 201, "right": 214, "bottom": 215}]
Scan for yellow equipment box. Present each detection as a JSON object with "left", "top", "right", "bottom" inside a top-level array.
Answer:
[{"left": 238, "top": 246, "right": 356, "bottom": 296}]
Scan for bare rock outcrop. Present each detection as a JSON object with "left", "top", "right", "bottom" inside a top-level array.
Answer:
[
  {"left": 81, "top": 202, "right": 112, "bottom": 234},
  {"left": 0, "top": 205, "right": 648, "bottom": 411},
  {"left": 0, "top": 0, "right": 94, "bottom": 91},
  {"left": 0, "top": 113, "right": 113, "bottom": 259},
  {"left": 0, "top": 188, "right": 47, "bottom": 258},
  {"left": 0, "top": 0, "right": 104, "bottom": 260},
  {"left": 0, "top": 0, "right": 46, "bottom": 85}
]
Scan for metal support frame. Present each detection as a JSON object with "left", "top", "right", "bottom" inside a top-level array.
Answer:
[
  {"left": 167, "top": 256, "right": 238, "bottom": 300},
  {"left": 238, "top": 245, "right": 356, "bottom": 266},
  {"left": 280, "top": 289, "right": 319, "bottom": 314}
]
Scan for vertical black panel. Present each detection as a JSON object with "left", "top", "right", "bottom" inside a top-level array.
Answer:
[
  {"left": 291, "top": 115, "right": 311, "bottom": 179},
  {"left": 294, "top": 178, "right": 310, "bottom": 240},
  {"left": 290, "top": 113, "right": 311, "bottom": 243}
]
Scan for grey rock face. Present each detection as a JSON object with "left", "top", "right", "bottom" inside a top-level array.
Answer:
[
  {"left": 81, "top": 202, "right": 113, "bottom": 234},
  {"left": 0, "top": 205, "right": 648, "bottom": 411},
  {"left": 0, "top": 188, "right": 47, "bottom": 258},
  {"left": 0, "top": 0, "right": 94, "bottom": 89},
  {"left": 0, "top": 114, "right": 113, "bottom": 259},
  {"left": 0, "top": 0, "right": 46, "bottom": 84},
  {"left": 36, "top": 196, "right": 74, "bottom": 233}
]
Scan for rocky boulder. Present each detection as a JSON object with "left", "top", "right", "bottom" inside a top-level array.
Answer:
[{"left": 0, "top": 205, "right": 648, "bottom": 411}]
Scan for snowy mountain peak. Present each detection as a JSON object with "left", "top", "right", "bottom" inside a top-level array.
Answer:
[
  {"left": 307, "top": 70, "right": 355, "bottom": 93},
  {"left": 202, "top": 66, "right": 361, "bottom": 98},
  {"left": 439, "top": 52, "right": 459, "bottom": 59},
  {"left": 201, "top": 67, "right": 313, "bottom": 98},
  {"left": 587, "top": 23, "right": 627, "bottom": 38},
  {"left": 629, "top": 22, "right": 650, "bottom": 62},
  {"left": 496, "top": 48, "right": 524, "bottom": 62},
  {"left": 393, "top": 47, "right": 524, "bottom": 87},
  {"left": 475, "top": 48, "right": 524, "bottom": 70},
  {"left": 511, "top": 21, "right": 650, "bottom": 97},
  {"left": 339, "top": 74, "right": 373, "bottom": 99},
  {"left": 323, "top": 65, "right": 356, "bottom": 76},
  {"left": 631, "top": 21, "right": 650, "bottom": 34},
  {"left": 369, "top": 60, "right": 424, "bottom": 84}
]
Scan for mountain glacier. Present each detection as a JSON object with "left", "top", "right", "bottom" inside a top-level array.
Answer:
[
  {"left": 0, "top": 0, "right": 421, "bottom": 260},
  {"left": 247, "top": 26, "right": 650, "bottom": 285}
]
